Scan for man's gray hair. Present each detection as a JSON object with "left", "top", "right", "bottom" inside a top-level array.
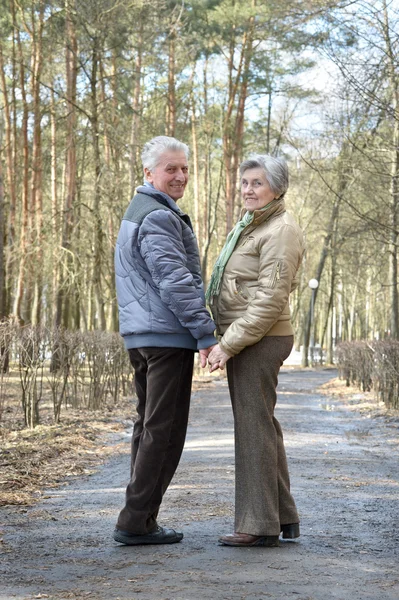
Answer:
[
  {"left": 240, "top": 154, "right": 289, "bottom": 198},
  {"left": 141, "top": 136, "right": 190, "bottom": 171}
]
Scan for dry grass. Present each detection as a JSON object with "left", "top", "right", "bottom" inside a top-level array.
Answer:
[
  {"left": 0, "top": 416, "right": 131, "bottom": 507},
  {"left": 0, "top": 375, "right": 136, "bottom": 507},
  {"left": 319, "top": 376, "right": 399, "bottom": 422}
]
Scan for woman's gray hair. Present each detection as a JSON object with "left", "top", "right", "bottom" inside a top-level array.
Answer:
[
  {"left": 239, "top": 154, "right": 289, "bottom": 198},
  {"left": 141, "top": 136, "right": 190, "bottom": 171}
]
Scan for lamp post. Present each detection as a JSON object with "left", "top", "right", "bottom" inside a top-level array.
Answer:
[{"left": 308, "top": 278, "right": 319, "bottom": 366}]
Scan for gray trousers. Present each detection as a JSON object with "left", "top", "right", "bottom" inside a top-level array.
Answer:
[
  {"left": 116, "top": 347, "right": 194, "bottom": 534},
  {"left": 226, "top": 335, "right": 299, "bottom": 536}
]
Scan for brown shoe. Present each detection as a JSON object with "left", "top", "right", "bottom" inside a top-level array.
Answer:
[{"left": 218, "top": 532, "right": 279, "bottom": 547}]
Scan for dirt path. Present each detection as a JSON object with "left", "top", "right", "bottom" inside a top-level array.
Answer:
[{"left": 1, "top": 369, "right": 398, "bottom": 600}]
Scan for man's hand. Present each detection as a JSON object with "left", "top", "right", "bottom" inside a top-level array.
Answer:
[
  {"left": 208, "top": 344, "right": 230, "bottom": 373},
  {"left": 199, "top": 345, "right": 217, "bottom": 368}
]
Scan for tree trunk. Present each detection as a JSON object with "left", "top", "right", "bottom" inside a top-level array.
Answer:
[
  {"left": 50, "top": 87, "right": 59, "bottom": 326},
  {"left": 223, "top": 8, "right": 255, "bottom": 233},
  {"left": 266, "top": 90, "right": 272, "bottom": 153},
  {"left": 201, "top": 161, "right": 224, "bottom": 283},
  {"left": 55, "top": 0, "right": 77, "bottom": 332},
  {"left": 232, "top": 21, "right": 253, "bottom": 223},
  {"left": 223, "top": 34, "right": 239, "bottom": 235},
  {"left": 51, "top": 0, "right": 77, "bottom": 370},
  {"left": 12, "top": 28, "right": 30, "bottom": 324},
  {"left": 383, "top": 0, "right": 399, "bottom": 338},
  {"left": 201, "top": 56, "right": 211, "bottom": 262},
  {"left": 6, "top": 13, "right": 18, "bottom": 317},
  {"left": 130, "top": 19, "right": 143, "bottom": 195},
  {"left": 0, "top": 43, "right": 16, "bottom": 244},
  {"left": 0, "top": 117, "right": 5, "bottom": 319},
  {"left": 319, "top": 260, "right": 335, "bottom": 363},
  {"left": 167, "top": 31, "right": 176, "bottom": 137},
  {"left": 302, "top": 197, "right": 341, "bottom": 367},
  {"left": 30, "top": 2, "right": 45, "bottom": 325},
  {"left": 190, "top": 89, "right": 201, "bottom": 245},
  {"left": 0, "top": 49, "right": 13, "bottom": 319},
  {"left": 90, "top": 39, "right": 106, "bottom": 330}
]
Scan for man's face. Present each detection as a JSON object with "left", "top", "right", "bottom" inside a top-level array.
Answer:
[{"left": 144, "top": 151, "right": 189, "bottom": 201}]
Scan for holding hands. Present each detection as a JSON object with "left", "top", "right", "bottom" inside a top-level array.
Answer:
[
  {"left": 199, "top": 344, "right": 230, "bottom": 372},
  {"left": 207, "top": 344, "right": 230, "bottom": 373}
]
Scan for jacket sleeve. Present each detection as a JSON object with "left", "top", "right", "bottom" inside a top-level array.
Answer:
[
  {"left": 138, "top": 209, "right": 216, "bottom": 341},
  {"left": 219, "top": 224, "right": 302, "bottom": 356}
]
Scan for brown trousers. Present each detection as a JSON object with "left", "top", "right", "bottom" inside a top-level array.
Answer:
[
  {"left": 116, "top": 347, "right": 194, "bottom": 534},
  {"left": 226, "top": 335, "right": 299, "bottom": 536}
]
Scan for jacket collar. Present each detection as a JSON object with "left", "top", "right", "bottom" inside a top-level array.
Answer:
[
  {"left": 240, "top": 198, "right": 286, "bottom": 228},
  {"left": 136, "top": 183, "right": 185, "bottom": 216},
  {"left": 135, "top": 184, "right": 193, "bottom": 232}
]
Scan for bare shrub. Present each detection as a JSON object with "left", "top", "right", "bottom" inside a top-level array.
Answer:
[
  {"left": 46, "top": 328, "right": 78, "bottom": 423},
  {"left": 17, "top": 326, "right": 47, "bottom": 428},
  {"left": 65, "top": 330, "right": 85, "bottom": 410},
  {"left": 81, "top": 331, "right": 112, "bottom": 409},
  {"left": 2, "top": 321, "right": 132, "bottom": 428},
  {"left": 337, "top": 340, "right": 399, "bottom": 409},
  {"left": 64, "top": 330, "right": 132, "bottom": 413},
  {"left": 373, "top": 342, "right": 399, "bottom": 409},
  {"left": 105, "top": 332, "right": 133, "bottom": 404},
  {"left": 0, "top": 318, "right": 15, "bottom": 426}
]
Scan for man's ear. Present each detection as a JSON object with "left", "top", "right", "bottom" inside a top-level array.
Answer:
[{"left": 144, "top": 167, "right": 153, "bottom": 183}]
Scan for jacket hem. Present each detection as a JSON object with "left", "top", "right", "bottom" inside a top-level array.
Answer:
[
  {"left": 123, "top": 333, "right": 198, "bottom": 350},
  {"left": 218, "top": 320, "right": 294, "bottom": 338}
]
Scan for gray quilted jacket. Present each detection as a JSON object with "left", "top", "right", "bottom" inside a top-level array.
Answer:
[{"left": 115, "top": 185, "right": 216, "bottom": 351}]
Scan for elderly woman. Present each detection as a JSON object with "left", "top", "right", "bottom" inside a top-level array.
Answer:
[{"left": 207, "top": 154, "right": 305, "bottom": 547}]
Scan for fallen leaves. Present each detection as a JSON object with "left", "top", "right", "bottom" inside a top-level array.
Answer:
[{"left": 0, "top": 402, "right": 133, "bottom": 507}]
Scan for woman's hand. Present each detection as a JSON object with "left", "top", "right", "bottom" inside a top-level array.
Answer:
[{"left": 208, "top": 344, "right": 230, "bottom": 373}]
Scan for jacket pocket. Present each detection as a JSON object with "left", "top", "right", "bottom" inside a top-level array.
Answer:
[
  {"left": 268, "top": 260, "right": 281, "bottom": 288},
  {"left": 235, "top": 278, "right": 254, "bottom": 302},
  {"left": 235, "top": 279, "right": 248, "bottom": 300},
  {"left": 239, "top": 235, "right": 255, "bottom": 249}
]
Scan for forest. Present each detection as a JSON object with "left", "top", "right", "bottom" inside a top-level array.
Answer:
[{"left": 0, "top": 0, "right": 398, "bottom": 362}]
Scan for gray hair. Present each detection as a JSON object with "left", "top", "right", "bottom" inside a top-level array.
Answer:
[
  {"left": 141, "top": 136, "right": 190, "bottom": 171},
  {"left": 239, "top": 154, "right": 289, "bottom": 198}
]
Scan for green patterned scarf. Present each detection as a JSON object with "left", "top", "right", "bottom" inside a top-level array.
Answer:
[{"left": 205, "top": 211, "right": 254, "bottom": 303}]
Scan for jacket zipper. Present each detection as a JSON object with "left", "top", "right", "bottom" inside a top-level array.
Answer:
[
  {"left": 269, "top": 261, "right": 281, "bottom": 288},
  {"left": 276, "top": 262, "right": 281, "bottom": 282}
]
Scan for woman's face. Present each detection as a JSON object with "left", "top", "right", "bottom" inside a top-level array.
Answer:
[{"left": 241, "top": 168, "right": 276, "bottom": 212}]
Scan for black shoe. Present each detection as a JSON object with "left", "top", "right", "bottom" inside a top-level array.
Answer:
[
  {"left": 280, "top": 523, "right": 300, "bottom": 539},
  {"left": 113, "top": 525, "right": 183, "bottom": 546}
]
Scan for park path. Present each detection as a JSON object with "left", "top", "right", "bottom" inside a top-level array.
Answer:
[{"left": 1, "top": 368, "right": 398, "bottom": 600}]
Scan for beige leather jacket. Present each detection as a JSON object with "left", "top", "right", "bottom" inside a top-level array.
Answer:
[{"left": 210, "top": 199, "right": 305, "bottom": 357}]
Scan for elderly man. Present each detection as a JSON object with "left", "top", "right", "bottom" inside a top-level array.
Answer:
[{"left": 113, "top": 136, "right": 216, "bottom": 545}]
